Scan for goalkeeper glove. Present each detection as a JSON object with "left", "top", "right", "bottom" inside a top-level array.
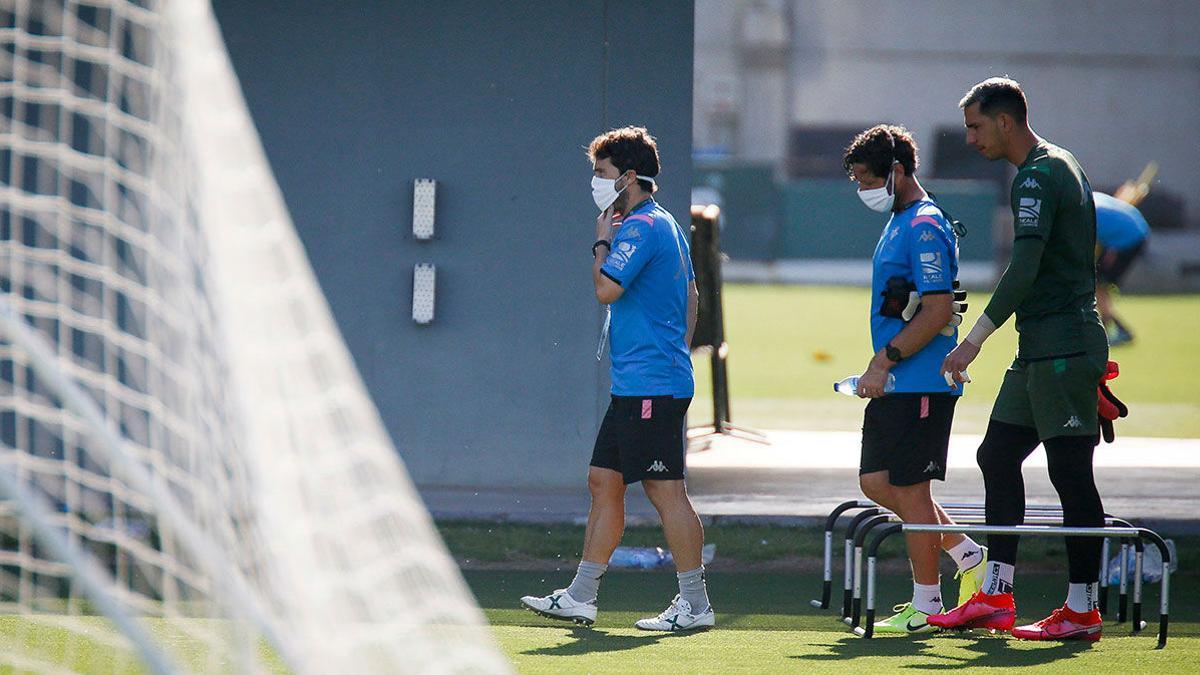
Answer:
[
  {"left": 900, "top": 281, "right": 968, "bottom": 336},
  {"left": 1097, "top": 360, "right": 1128, "bottom": 443}
]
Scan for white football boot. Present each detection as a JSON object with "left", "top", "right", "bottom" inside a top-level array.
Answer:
[
  {"left": 520, "top": 589, "right": 597, "bottom": 627},
  {"left": 634, "top": 594, "right": 715, "bottom": 632}
]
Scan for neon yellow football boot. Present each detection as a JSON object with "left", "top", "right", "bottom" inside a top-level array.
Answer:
[
  {"left": 873, "top": 603, "right": 940, "bottom": 634},
  {"left": 955, "top": 545, "right": 988, "bottom": 606}
]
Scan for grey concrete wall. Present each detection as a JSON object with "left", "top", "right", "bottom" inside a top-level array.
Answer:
[
  {"left": 212, "top": 0, "right": 695, "bottom": 487},
  {"left": 695, "top": 0, "right": 1200, "bottom": 226}
]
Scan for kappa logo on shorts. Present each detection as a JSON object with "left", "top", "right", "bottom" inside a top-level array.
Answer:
[
  {"left": 924, "top": 461, "right": 941, "bottom": 473},
  {"left": 647, "top": 460, "right": 668, "bottom": 473},
  {"left": 1063, "top": 416, "right": 1083, "bottom": 429}
]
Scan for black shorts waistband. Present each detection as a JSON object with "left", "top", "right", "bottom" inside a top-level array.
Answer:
[{"left": 1017, "top": 351, "right": 1088, "bottom": 363}]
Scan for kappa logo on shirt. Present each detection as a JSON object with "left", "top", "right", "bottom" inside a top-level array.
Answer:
[
  {"left": 918, "top": 230, "right": 936, "bottom": 242},
  {"left": 1020, "top": 176, "right": 1041, "bottom": 190}
]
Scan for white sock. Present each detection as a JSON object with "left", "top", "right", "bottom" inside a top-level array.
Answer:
[
  {"left": 1066, "top": 582, "right": 1098, "bottom": 613},
  {"left": 981, "top": 561, "right": 1015, "bottom": 595},
  {"left": 565, "top": 561, "right": 607, "bottom": 603},
  {"left": 912, "top": 581, "right": 943, "bottom": 614},
  {"left": 946, "top": 537, "right": 984, "bottom": 571},
  {"left": 677, "top": 566, "right": 711, "bottom": 614}
]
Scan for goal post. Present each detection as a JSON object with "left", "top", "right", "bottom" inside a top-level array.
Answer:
[{"left": 0, "top": 1, "right": 509, "bottom": 672}]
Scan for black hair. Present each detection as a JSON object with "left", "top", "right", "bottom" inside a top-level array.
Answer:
[
  {"left": 959, "top": 76, "right": 1028, "bottom": 124},
  {"left": 842, "top": 124, "right": 919, "bottom": 181},
  {"left": 587, "top": 126, "right": 660, "bottom": 192}
]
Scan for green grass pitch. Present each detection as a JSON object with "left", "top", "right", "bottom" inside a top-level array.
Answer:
[
  {"left": 691, "top": 285, "right": 1200, "bottom": 438},
  {"left": 472, "top": 569, "right": 1199, "bottom": 673}
]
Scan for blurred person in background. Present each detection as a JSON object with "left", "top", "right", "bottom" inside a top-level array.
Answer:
[{"left": 1093, "top": 192, "right": 1150, "bottom": 346}]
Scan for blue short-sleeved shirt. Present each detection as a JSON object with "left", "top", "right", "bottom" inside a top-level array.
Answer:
[
  {"left": 870, "top": 200, "right": 962, "bottom": 395},
  {"left": 599, "top": 199, "right": 695, "bottom": 397},
  {"left": 1094, "top": 192, "right": 1149, "bottom": 252}
]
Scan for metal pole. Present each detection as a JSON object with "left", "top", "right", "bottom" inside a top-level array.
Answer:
[
  {"left": 1100, "top": 537, "right": 1111, "bottom": 615},
  {"left": 898, "top": 524, "right": 1140, "bottom": 537},
  {"left": 1133, "top": 541, "right": 1145, "bottom": 632},
  {"left": 1119, "top": 543, "right": 1129, "bottom": 622},
  {"left": 811, "top": 500, "right": 869, "bottom": 609}
]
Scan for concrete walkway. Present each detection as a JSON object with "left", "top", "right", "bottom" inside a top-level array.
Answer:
[{"left": 419, "top": 430, "right": 1200, "bottom": 531}]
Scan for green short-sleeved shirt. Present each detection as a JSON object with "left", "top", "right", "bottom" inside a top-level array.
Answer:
[{"left": 1004, "top": 141, "right": 1108, "bottom": 359}]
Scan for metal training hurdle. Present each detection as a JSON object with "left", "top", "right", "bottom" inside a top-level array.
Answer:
[
  {"left": 845, "top": 510, "right": 1135, "bottom": 631},
  {"left": 811, "top": 500, "right": 1169, "bottom": 647},
  {"left": 811, "top": 501, "right": 1127, "bottom": 621},
  {"left": 858, "top": 523, "right": 1172, "bottom": 647}
]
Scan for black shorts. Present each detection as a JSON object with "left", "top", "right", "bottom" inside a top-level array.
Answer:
[
  {"left": 1097, "top": 241, "right": 1145, "bottom": 285},
  {"left": 591, "top": 395, "right": 691, "bottom": 484},
  {"left": 860, "top": 393, "right": 958, "bottom": 487}
]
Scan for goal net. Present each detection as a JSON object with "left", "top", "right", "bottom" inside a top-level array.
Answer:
[{"left": 0, "top": 0, "right": 509, "bottom": 672}]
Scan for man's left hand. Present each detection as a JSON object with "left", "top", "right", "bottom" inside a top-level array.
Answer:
[
  {"left": 941, "top": 341, "right": 980, "bottom": 389},
  {"left": 856, "top": 362, "right": 891, "bottom": 399}
]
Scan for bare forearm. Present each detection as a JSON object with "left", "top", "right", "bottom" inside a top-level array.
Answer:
[
  {"left": 869, "top": 298, "right": 953, "bottom": 372},
  {"left": 591, "top": 252, "right": 607, "bottom": 298},
  {"left": 685, "top": 287, "right": 698, "bottom": 347}
]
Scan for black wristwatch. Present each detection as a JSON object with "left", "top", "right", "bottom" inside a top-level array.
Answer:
[
  {"left": 885, "top": 343, "right": 904, "bottom": 363},
  {"left": 592, "top": 239, "right": 611, "bottom": 257}
]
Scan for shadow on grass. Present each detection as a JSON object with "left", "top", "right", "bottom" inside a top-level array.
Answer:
[
  {"left": 521, "top": 626, "right": 708, "bottom": 657},
  {"left": 791, "top": 633, "right": 1096, "bottom": 669}
]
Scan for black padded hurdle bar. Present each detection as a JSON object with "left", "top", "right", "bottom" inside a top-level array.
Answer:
[{"left": 810, "top": 500, "right": 874, "bottom": 609}]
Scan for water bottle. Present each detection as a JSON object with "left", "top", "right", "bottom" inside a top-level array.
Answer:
[
  {"left": 608, "top": 546, "right": 668, "bottom": 569},
  {"left": 833, "top": 373, "right": 896, "bottom": 396}
]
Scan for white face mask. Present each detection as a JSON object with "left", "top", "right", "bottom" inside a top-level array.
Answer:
[
  {"left": 591, "top": 173, "right": 657, "bottom": 212},
  {"left": 857, "top": 164, "right": 897, "bottom": 213}
]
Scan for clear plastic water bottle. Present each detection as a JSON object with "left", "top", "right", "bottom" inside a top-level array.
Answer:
[
  {"left": 833, "top": 373, "right": 896, "bottom": 396},
  {"left": 608, "top": 546, "right": 668, "bottom": 569}
]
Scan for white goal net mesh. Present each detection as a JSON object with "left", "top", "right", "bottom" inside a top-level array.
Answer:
[{"left": 0, "top": 0, "right": 509, "bottom": 672}]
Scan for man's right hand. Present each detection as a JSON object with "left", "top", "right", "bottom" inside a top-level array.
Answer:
[
  {"left": 941, "top": 341, "right": 980, "bottom": 389},
  {"left": 596, "top": 206, "right": 617, "bottom": 242}
]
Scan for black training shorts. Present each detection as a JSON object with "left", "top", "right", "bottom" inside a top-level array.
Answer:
[
  {"left": 591, "top": 395, "right": 691, "bottom": 484},
  {"left": 1096, "top": 240, "right": 1146, "bottom": 285},
  {"left": 860, "top": 393, "right": 958, "bottom": 487}
]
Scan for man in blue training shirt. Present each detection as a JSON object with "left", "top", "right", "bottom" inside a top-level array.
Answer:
[
  {"left": 842, "top": 124, "right": 986, "bottom": 634},
  {"left": 521, "top": 126, "right": 712, "bottom": 632},
  {"left": 1093, "top": 192, "right": 1150, "bottom": 346}
]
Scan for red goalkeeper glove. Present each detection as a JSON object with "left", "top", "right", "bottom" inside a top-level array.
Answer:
[{"left": 1097, "top": 360, "right": 1128, "bottom": 444}]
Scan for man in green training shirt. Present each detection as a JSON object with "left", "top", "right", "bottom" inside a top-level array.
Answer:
[{"left": 929, "top": 77, "right": 1110, "bottom": 642}]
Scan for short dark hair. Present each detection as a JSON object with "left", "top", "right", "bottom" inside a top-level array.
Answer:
[
  {"left": 841, "top": 124, "right": 919, "bottom": 180},
  {"left": 959, "top": 77, "right": 1028, "bottom": 124},
  {"left": 587, "top": 126, "right": 660, "bottom": 192}
]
